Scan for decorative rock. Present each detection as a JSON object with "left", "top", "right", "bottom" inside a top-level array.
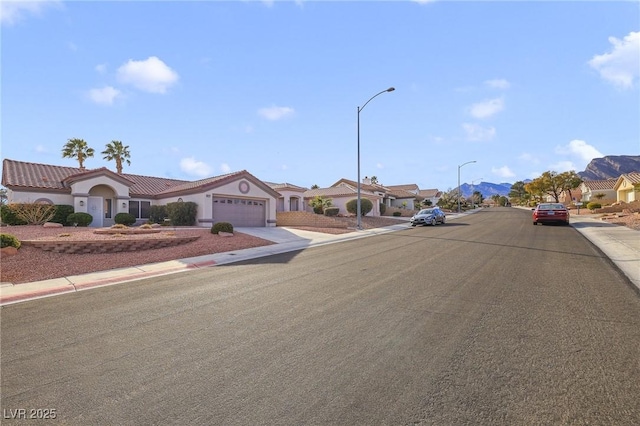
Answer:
[
  {"left": 218, "top": 231, "right": 234, "bottom": 237},
  {"left": 1, "top": 246, "right": 18, "bottom": 257},
  {"left": 43, "top": 222, "right": 63, "bottom": 228}
]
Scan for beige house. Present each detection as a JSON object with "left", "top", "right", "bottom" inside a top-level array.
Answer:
[
  {"left": 1, "top": 159, "right": 280, "bottom": 228},
  {"left": 614, "top": 173, "right": 640, "bottom": 203},
  {"left": 303, "top": 184, "right": 383, "bottom": 216},
  {"left": 266, "top": 182, "right": 307, "bottom": 212},
  {"left": 579, "top": 179, "right": 617, "bottom": 202}
]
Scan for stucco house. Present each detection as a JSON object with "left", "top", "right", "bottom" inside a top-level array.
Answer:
[
  {"left": 418, "top": 188, "right": 442, "bottom": 206},
  {"left": 303, "top": 183, "right": 383, "bottom": 216},
  {"left": 614, "top": 172, "right": 640, "bottom": 203},
  {"left": 1, "top": 159, "right": 280, "bottom": 228},
  {"left": 578, "top": 179, "right": 617, "bottom": 202},
  {"left": 265, "top": 182, "right": 307, "bottom": 213}
]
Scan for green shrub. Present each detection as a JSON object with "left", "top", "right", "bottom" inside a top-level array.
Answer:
[
  {"left": 51, "top": 205, "right": 74, "bottom": 225},
  {"left": 324, "top": 207, "right": 339, "bottom": 217},
  {"left": 66, "top": 212, "right": 93, "bottom": 227},
  {"left": 346, "top": 198, "right": 373, "bottom": 216},
  {"left": 149, "top": 205, "right": 168, "bottom": 224},
  {"left": 114, "top": 212, "right": 136, "bottom": 226},
  {"left": 0, "top": 205, "right": 27, "bottom": 225},
  {"left": 587, "top": 202, "right": 602, "bottom": 211},
  {"left": 166, "top": 201, "right": 197, "bottom": 226},
  {"left": 379, "top": 203, "right": 386, "bottom": 215},
  {"left": 393, "top": 211, "right": 402, "bottom": 217},
  {"left": 0, "top": 233, "right": 21, "bottom": 249},
  {"left": 211, "top": 222, "right": 234, "bottom": 234}
]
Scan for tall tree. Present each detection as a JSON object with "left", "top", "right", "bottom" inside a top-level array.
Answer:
[
  {"left": 101, "top": 140, "right": 131, "bottom": 174},
  {"left": 559, "top": 170, "right": 582, "bottom": 202},
  {"left": 62, "top": 138, "right": 95, "bottom": 169}
]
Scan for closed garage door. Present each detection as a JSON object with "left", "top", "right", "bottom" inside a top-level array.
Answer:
[{"left": 212, "top": 197, "right": 265, "bottom": 227}]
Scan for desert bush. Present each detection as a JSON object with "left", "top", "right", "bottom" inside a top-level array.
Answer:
[
  {"left": 114, "top": 212, "right": 136, "bottom": 226},
  {"left": 309, "top": 196, "right": 333, "bottom": 214},
  {"left": 393, "top": 211, "right": 402, "bottom": 217},
  {"left": 324, "top": 207, "right": 339, "bottom": 217},
  {"left": 66, "top": 212, "right": 93, "bottom": 227},
  {"left": 379, "top": 203, "right": 386, "bottom": 215},
  {"left": 346, "top": 198, "right": 373, "bottom": 216},
  {"left": 8, "top": 203, "right": 56, "bottom": 225},
  {"left": 149, "top": 205, "right": 168, "bottom": 224},
  {"left": 111, "top": 224, "right": 128, "bottom": 229},
  {"left": 0, "top": 233, "right": 21, "bottom": 249},
  {"left": 51, "top": 205, "right": 74, "bottom": 225},
  {"left": 211, "top": 222, "right": 234, "bottom": 234},
  {"left": 1, "top": 205, "right": 27, "bottom": 225},
  {"left": 139, "top": 224, "right": 153, "bottom": 229},
  {"left": 587, "top": 202, "right": 602, "bottom": 211},
  {"left": 166, "top": 201, "right": 197, "bottom": 226}
]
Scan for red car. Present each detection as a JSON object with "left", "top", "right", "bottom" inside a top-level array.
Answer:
[{"left": 532, "top": 203, "right": 570, "bottom": 225}]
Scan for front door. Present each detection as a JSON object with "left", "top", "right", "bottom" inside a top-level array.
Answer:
[{"left": 88, "top": 196, "right": 104, "bottom": 227}]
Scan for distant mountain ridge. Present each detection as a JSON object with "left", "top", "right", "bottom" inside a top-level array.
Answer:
[
  {"left": 459, "top": 155, "right": 639, "bottom": 198},
  {"left": 460, "top": 182, "right": 512, "bottom": 198},
  {"left": 578, "top": 155, "right": 640, "bottom": 180}
]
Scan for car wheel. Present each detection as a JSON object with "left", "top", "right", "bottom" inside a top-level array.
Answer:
[
  {"left": 533, "top": 221, "right": 537, "bottom": 225},
  {"left": 431, "top": 218, "right": 437, "bottom": 226},
  {"left": 441, "top": 217, "right": 446, "bottom": 224}
]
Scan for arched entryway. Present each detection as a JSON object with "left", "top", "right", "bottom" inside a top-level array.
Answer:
[{"left": 88, "top": 184, "right": 117, "bottom": 227}]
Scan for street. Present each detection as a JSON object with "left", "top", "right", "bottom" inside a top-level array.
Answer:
[{"left": 2, "top": 208, "right": 639, "bottom": 425}]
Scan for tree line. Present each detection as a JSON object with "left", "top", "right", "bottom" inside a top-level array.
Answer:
[
  {"left": 509, "top": 170, "right": 582, "bottom": 206},
  {"left": 62, "top": 138, "right": 131, "bottom": 174}
]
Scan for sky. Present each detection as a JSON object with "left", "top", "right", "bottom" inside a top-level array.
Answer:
[{"left": 1, "top": 0, "right": 639, "bottom": 192}]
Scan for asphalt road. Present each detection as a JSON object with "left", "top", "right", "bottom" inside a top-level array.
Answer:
[{"left": 2, "top": 207, "right": 639, "bottom": 425}]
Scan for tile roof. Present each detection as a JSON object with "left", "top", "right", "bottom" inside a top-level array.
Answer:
[
  {"left": 621, "top": 172, "right": 640, "bottom": 184},
  {"left": 387, "top": 188, "right": 418, "bottom": 199},
  {"left": 330, "top": 178, "right": 385, "bottom": 194},
  {"left": 265, "top": 182, "right": 308, "bottom": 192},
  {"left": 303, "top": 186, "right": 379, "bottom": 198},
  {"left": 387, "top": 184, "right": 419, "bottom": 192},
  {"left": 419, "top": 189, "right": 441, "bottom": 198},
  {"left": 2, "top": 159, "right": 280, "bottom": 199},
  {"left": 581, "top": 179, "right": 618, "bottom": 191}
]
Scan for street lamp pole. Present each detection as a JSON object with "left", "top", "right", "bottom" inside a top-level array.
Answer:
[
  {"left": 457, "top": 160, "right": 476, "bottom": 213},
  {"left": 357, "top": 87, "right": 395, "bottom": 230}
]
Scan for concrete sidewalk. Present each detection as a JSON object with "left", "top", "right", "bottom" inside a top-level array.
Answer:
[{"left": 2, "top": 210, "right": 638, "bottom": 305}]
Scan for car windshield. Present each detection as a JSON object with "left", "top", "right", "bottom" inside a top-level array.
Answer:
[
  {"left": 538, "top": 204, "right": 565, "bottom": 210},
  {"left": 418, "top": 209, "right": 434, "bottom": 215}
]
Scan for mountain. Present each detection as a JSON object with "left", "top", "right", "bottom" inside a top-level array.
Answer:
[
  {"left": 579, "top": 155, "right": 640, "bottom": 180},
  {"left": 460, "top": 182, "right": 512, "bottom": 198}
]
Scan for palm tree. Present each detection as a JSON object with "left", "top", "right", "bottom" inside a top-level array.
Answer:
[
  {"left": 62, "top": 138, "right": 95, "bottom": 169},
  {"left": 101, "top": 140, "right": 131, "bottom": 174}
]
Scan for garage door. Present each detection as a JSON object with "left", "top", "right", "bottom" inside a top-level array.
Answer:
[{"left": 212, "top": 197, "right": 265, "bottom": 227}]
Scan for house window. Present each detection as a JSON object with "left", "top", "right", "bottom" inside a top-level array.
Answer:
[
  {"left": 104, "top": 199, "right": 112, "bottom": 219},
  {"left": 128, "top": 201, "right": 151, "bottom": 219}
]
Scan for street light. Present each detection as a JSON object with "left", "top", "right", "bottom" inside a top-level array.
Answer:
[
  {"left": 357, "top": 87, "right": 395, "bottom": 230},
  {"left": 457, "top": 160, "right": 476, "bottom": 213}
]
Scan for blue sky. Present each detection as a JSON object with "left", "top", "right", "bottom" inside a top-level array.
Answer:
[{"left": 2, "top": 1, "right": 639, "bottom": 192}]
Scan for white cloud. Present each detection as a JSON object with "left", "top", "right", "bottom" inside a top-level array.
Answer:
[
  {"left": 555, "top": 139, "right": 603, "bottom": 162},
  {"left": 258, "top": 105, "right": 295, "bottom": 121},
  {"left": 180, "top": 157, "right": 212, "bottom": 177},
  {"left": 87, "top": 86, "right": 121, "bottom": 106},
  {"left": 220, "top": 163, "right": 231, "bottom": 173},
  {"left": 462, "top": 123, "right": 496, "bottom": 141},
  {"left": 0, "top": 0, "right": 61, "bottom": 26},
  {"left": 469, "top": 97, "right": 504, "bottom": 119},
  {"left": 491, "top": 166, "right": 515, "bottom": 178},
  {"left": 95, "top": 63, "right": 107, "bottom": 74},
  {"left": 117, "top": 56, "right": 179, "bottom": 94},
  {"left": 589, "top": 31, "right": 640, "bottom": 89},
  {"left": 484, "top": 79, "right": 510, "bottom": 90},
  {"left": 549, "top": 160, "right": 576, "bottom": 172},
  {"left": 67, "top": 41, "right": 77, "bottom": 52},
  {"left": 376, "top": 163, "right": 384, "bottom": 169},
  {"left": 35, "top": 145, "right": 47, "bottom": 153},
  {"left": 518, "top": 152, "right": 540, "bottom": 164}
]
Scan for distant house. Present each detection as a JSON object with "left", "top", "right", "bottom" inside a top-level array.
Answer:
[
  {"left": 418, "top": 189, "right": 442, "bottom": 206},
  {"left": 266, "top": 182, "right": 307, "bottom": 212},
  {"left": 303, "top": 183, "right": 383, "bottom": 216},
  {"left": 614, "top": 173, "right": 640, "bottom": 203},
  {"left": 579, "top": 179, "right": 617, "bottom": 202},
  {"left": 1, "top": 159, "right": 280, "bottom": 228}
]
